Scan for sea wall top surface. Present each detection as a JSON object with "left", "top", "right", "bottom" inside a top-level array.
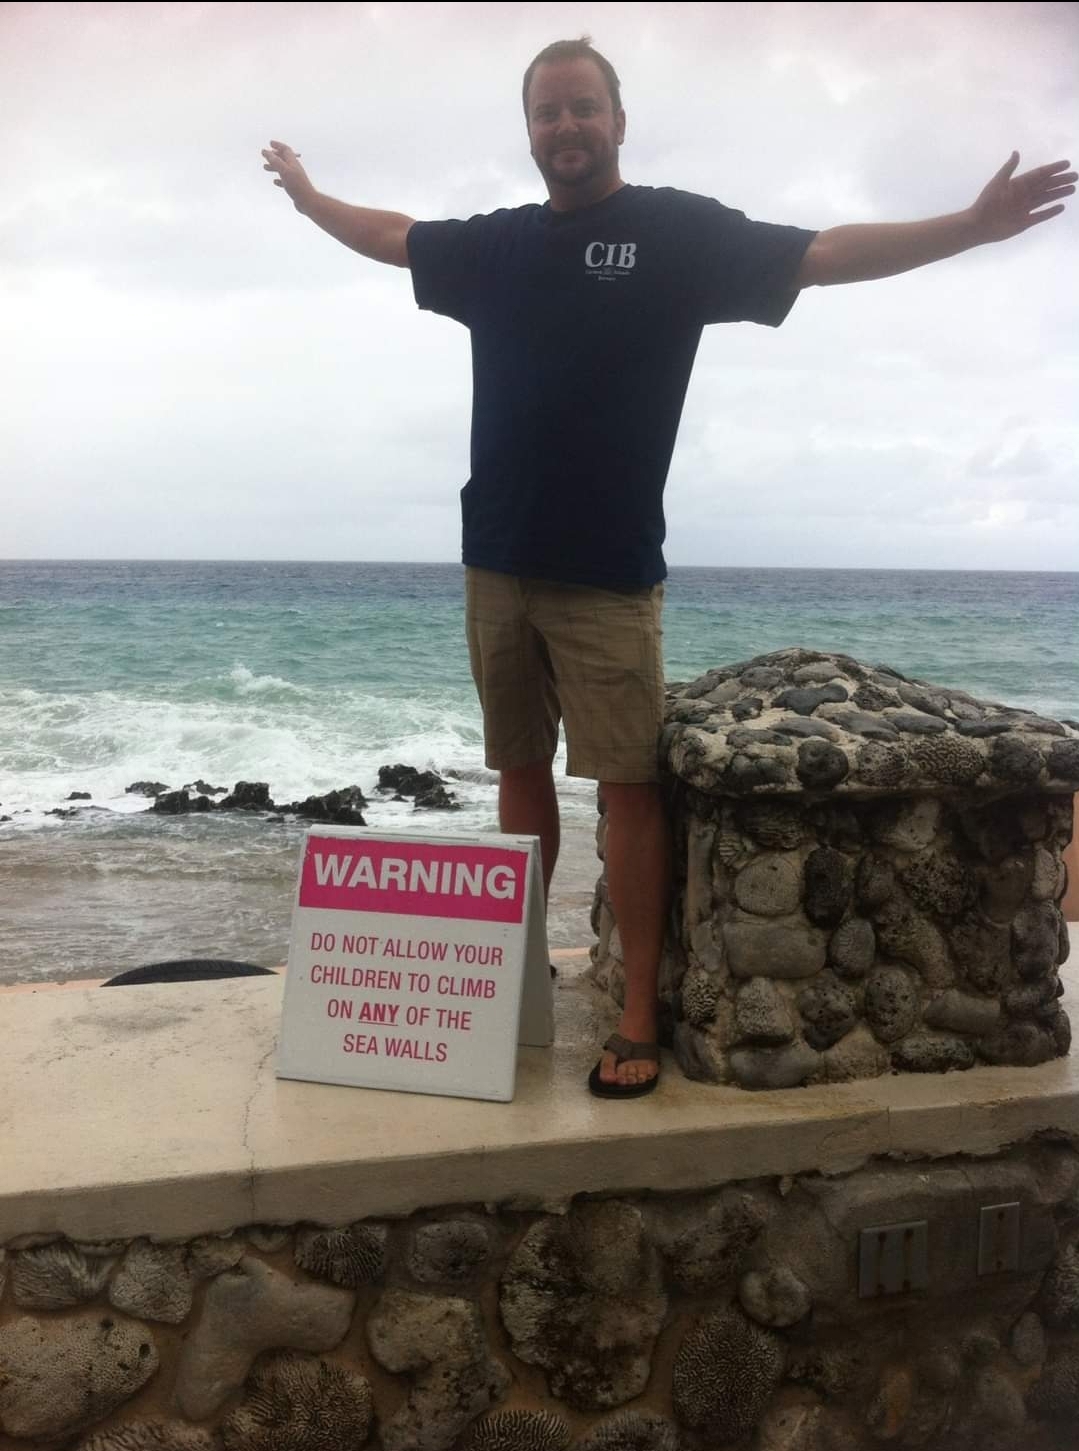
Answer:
[{"left": 2, "top": 946, "right": 1077, "bottom": 1244}]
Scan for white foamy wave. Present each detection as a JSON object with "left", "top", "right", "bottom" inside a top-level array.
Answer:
[
  {"left": 0, "top": 680, "right": 487, "bottom": 825},
  {"left": 0, "top": 667, "right": 604, "bottom": 836},
  {"left": 227, "top": 664, "right": 304, "bottom": 696}
]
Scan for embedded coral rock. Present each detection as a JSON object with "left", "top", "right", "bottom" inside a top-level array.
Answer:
[
  {"left": 109, "top": 1241, "right": 195, "bottom": 1323},
  {"left": 220, "top": 1350, "right": 373, "bottom": 1451},
  {"left": 1040, "top": 1239, "right": 1079, "bottom": 1329},
  {"left": 989, "top": 734, "right": 1044, "bottom": 784},
  {"left": 1012, "top": 902, "right": 1062, "bottom": 981},
  {"left": 854, "top": 854, "right": 895, "bottom": 913},
  {"left": 754, "top": 1395, "right": 857, "bottom": 1451},
  {"left": 460, "top": 1408, "right": 570, "bottom": 1450},
  {"left": 739, "top": 1264, "right": 812, "bottom": 1327},
  {"left": 245, "top": 1224, "right": 292, "bottom": 1253},
  {"left": 827, "top": 916, "right": 876, "bottom": 979},
  {"left": 891, "top": 1031, "right": 975, "bottom": 1073},
  {"left": 367, "top": 1289, "right": 510, "bottom": 1451},
  {"left": 734, "top": 977, "right": 795, "bottom": 1045},
  {"left": 802, "top": 847, "right": 851, "bottom": 927},
  {"left": 665, "top": 1192, "right": 767, "bottom": 1293},
  {"left": 899, "top": 849, "right": 978, "bottom": 917},
  {"left": 864, "top": 967, "right": 919, "bottom": 1043},
  {"left": 500, "top": 1200, "right": 667, "bottom": 1410},
  {"left": 407, "top": 1219, "right": 491, "bottom": 1284},
  {"left": 77, "top": 1424, "right": 215, "bottom": 1451},
  {"left": 1028, "top": 1347, "right": 1079, "bottom": 1422},
  {"left": 949, "top": 913, "right": 1012, "bottom": 994},
  {"left": 186, "top": 1233, "right": 246, "bottom": 1278},
  {"left": 732, "top": 852, "right": 802, "bottom": 916},
  {"left": 911, "top": 732, "right": 985, "bottom": 785},
  {"left": 797, "top": 973, "right": 857, "bottom": 1050},
  {"left": 174, "top": 1257, "right": 354, "bottom": 1420},
  {"left": 672, "top": 1304, "right": 786, "bottom": 1440},
  {"left": 12, "top": 1241, "right": 115, "bottom": 1309},
  {"left": 737, "top": 800, "right": 806, "bottom": 850},
  {"left": 1010, "top": 1312, "right": 1048, "bottom": 1367},
  {"left": 795, "top": 738, "right": 850, "bottom": 789},
  {"left": 679, "top": 966, "right": 722, "bottom": 1027},
  {"left": 872, "top": 901, "right": 952, "bottom": 986},
  {"left": 574, "top": 1409, "right": 683, "bottom": 1449},
  {"left": 294, "top": 1221, "right": 388, "bottom": 1287},
  {"left": 0, "top": 1312, "right": 159, "bottom": 1441}
]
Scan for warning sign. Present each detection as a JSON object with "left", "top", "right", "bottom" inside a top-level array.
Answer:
[{"left": 276, "top": 828, "right": 552, "bottom": 1101}]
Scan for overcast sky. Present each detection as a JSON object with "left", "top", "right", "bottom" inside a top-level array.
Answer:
[{"left": 3, "top": 0, "right": 1077, "bottom": 569}]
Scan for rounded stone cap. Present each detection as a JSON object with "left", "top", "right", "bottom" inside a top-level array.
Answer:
[{"left": 663, "top": 648, "right": 1079, "bottom": 798}]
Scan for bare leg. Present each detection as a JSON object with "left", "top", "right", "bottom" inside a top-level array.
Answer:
[
  {"left": 598, "top": 780, "right": 670, "bottom": 1088},
  {"left": 499, "top": 758, "right": 560, "bottom": 903}
]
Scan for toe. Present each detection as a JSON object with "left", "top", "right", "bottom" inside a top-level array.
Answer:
[
  {"left": 599, "top": 1051, "right": 620, "bottom": 1084},
  {"left": 616, "top": 1058, "right": 657, "bottom": 1087}
]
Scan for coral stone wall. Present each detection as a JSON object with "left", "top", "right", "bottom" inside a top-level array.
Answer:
[
  {"left": 590, "top": 650, "right": 1079, "bottom": 1089},
  {"left": 3, "top": 1143, "right": 1079, "bottom": 1450}
]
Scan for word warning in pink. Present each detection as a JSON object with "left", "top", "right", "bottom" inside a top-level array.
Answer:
[{"left": 299, "top": 837, "right": 527, "bottom": 923}]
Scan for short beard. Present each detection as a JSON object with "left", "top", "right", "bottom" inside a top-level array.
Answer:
[{"left": 532, "top": 140, "right": 613, "bottom": 191}]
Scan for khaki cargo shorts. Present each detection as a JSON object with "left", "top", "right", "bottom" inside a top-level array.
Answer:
[{"left": 465, "top": 567, "right": 665, "bottom": 783}]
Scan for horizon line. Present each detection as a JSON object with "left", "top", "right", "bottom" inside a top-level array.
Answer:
[{"left": 2, "top": 559, "right": 1078, "bottom": 577}]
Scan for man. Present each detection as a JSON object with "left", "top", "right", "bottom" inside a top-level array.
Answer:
[{"left": 263, "top": 38, "right": 1073, "bottom": 1098}]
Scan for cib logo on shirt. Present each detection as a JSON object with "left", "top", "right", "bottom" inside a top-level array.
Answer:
[{"left": 585, "top": 241, "right": 637, "bottom": 279}]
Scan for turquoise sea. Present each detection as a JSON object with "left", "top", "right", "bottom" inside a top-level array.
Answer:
[{"left": 1, "top": 561, "right": 1076, "bottom": 985}]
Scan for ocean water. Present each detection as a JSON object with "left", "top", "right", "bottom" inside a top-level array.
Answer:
[{"left": 1, "top": 560, "right": 1077, "bottom": 985}]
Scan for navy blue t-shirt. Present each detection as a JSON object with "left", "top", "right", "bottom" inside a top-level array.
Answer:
[{"left": 407, "top": 184, "right": 816, "bottom": 589}]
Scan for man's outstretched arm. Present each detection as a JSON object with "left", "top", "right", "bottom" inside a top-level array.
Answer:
[
  {"left": 262, "top": 140, "right": 414, "bottom": 268},
  {"left": 795, "top": 152, "right": 1074, "bottom": 288}
]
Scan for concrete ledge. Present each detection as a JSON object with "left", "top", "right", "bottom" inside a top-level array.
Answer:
[{"left": 2, "top": 936, "right": 1076, "bottom": 1244}]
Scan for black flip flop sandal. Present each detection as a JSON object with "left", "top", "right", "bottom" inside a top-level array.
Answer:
[{"left": 588, "top": 1032, "right": 660, "bottom": 1099}]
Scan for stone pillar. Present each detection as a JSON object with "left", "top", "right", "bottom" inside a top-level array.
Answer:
[
  {"left": 1062, "top": 799, "right": 1079, "bottom": 921},
  {"left": 590, "top": 649, "right": 1079, "bottom": 1089}
]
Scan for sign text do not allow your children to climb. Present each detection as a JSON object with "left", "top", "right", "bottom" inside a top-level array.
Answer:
[{"left": 277, "top": 828, "right": 552, "bottom": 1101}]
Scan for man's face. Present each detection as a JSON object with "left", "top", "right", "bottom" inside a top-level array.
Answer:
[{"left": 526, "top": 58, "right": 625, "bottom": 197}]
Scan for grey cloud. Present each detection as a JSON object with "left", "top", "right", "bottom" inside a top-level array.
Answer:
[
  {"left": 3, "top": 1, "right": 1076, "bottom": 567},
  {"left": 967, "top": 433, "right": 1051, "bottom": 478}
]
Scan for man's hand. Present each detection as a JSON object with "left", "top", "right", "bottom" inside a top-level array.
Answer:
[
  {"left": 969, "top": 152, "right": 1075, "bottom": 244},
  {"left": 797, "top": 150, "right": 1074, "bottom": 288},
  {"left": 259, "top": 140, "right": 414, "bottom": 266},
  {"left": 262, "top": 139, "right": 316, "bottom": 213}
]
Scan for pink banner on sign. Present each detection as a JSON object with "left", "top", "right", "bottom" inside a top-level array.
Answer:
[{"left": 299, "top": 837, "right": 527, "bottom": 923}]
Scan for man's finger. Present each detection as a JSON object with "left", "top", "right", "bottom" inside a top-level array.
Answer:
[
  {"left": 265, "top": 142, "right": 302, "bottom": 164},
  {"left": 1028, "top": 184, "right": 1075, "bottom": 207},
  {"left": 1016, "top": 163, "right": 1075, "bottom": 191},
  {"left": 1024, "top": 204, "right": 1065, "bottom": 228},
  {"left": 1023, "top": 159, "right": 1072, "bottom": 180},
  {"left": 992, "top": 150, "right": 1021, "bottom": 183}
]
